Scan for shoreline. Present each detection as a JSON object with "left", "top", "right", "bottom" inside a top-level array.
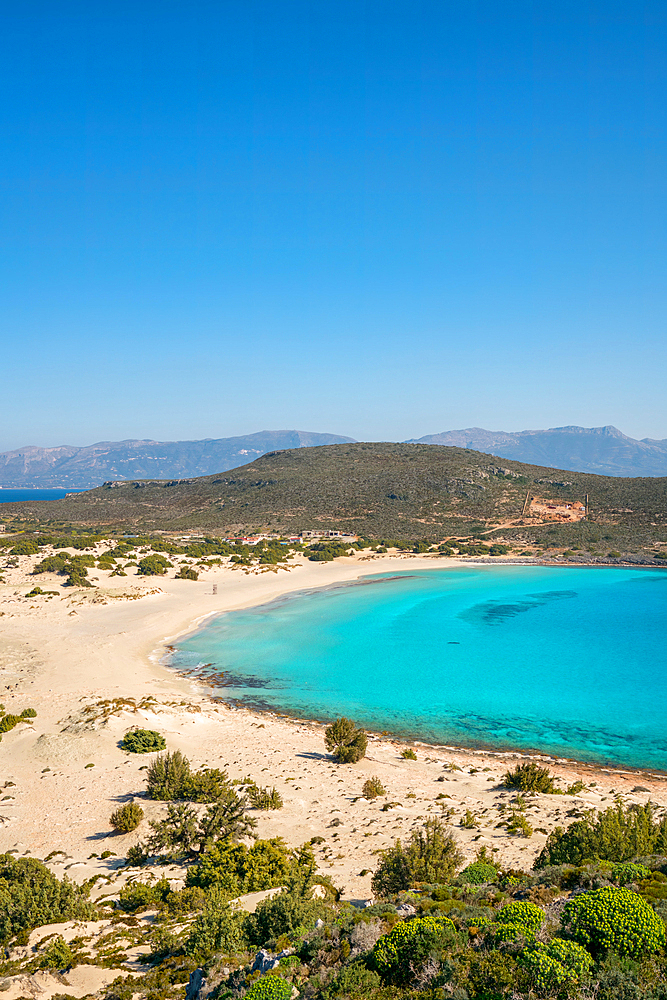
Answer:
[
  {"left": 0, "top": 550, "right": 665, "bottom": 898},
  {"left": 156, "top": 561, "right": 667, "bottom": 778}
]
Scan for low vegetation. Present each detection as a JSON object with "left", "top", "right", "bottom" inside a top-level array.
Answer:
[
  {"left": 120, "top": 728, "right": 166, "bottom": 753},
  {"left": 110, "top": 802, "right": 145, "bottom": 833},
  {"left": 324, "top": 717, "right": 368, "bottom": 763}
]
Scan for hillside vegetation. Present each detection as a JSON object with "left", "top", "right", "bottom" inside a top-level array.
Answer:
[{"left": 2, "top": 443, "right": 666, "bottom": 551}]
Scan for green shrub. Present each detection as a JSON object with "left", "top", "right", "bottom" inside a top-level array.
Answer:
[
  {"left": 20, "top": 708, "right": 37, "bottom": 719},
  {"left": 371, "top": 914, "right": 456, "bottom": 983},
  {"left": 481, "top": 900, "right": 545, "bottom": 944},
  {"left": 118, "top": 878, "right": 171, "bottom": 913},
  {"left": 145, "top": 749, "right": 194, "bottom": 799},
  {"left": 121, "top": 729, "right": 166, "bottom": 754},
  {"left": 186, "top": 838, "right": 291, "bottom": 894},
  {"left": 521, "top": 938, "right": 593, "bottom": 992},
  {"left": 371, "top": 818, "right": 463, "bottom": 896},
  {"left": 247, "top": 785, "right": 283, "bottom": 810},
  {"left": 110, "top": 802, "right": 144, "bottom": 833},
  {"left": 146, "top": 750, "right": 231, "bottom": 802},
  {"left": 0, "top": 715, "right": 21, "bottom": 733},
  {"left": 611, "top": 862, "right": 652, "bottom": 885},
  {"left": 0, "top": 854, "right": 96, "bottom": 943},
  {"left": 39, "top": 935, "right": 74, "bottom": 970},
  {"left": 137, "top": 555, "right": 172, "bottom": 576},
  {"left": 562, "top": 886, "right": 666, "bottom": 958},
  {"left": 185, "top": 889, "right": 246, "bottom": 957},
  {"left": 362, "top": 776, "right": 386, "bottom": 799},
  {"left": 502, "top": 762, "right": 556, "bottom": 793},
  {"left": 401, "top": 748, "right": 417, "bottom": 760},
  {"left": 454, "top": 951, "right": 520, "bottom": 997},
  {"left": 175, "top": 566, "right": 199, "bottom": 580},
  {"left": 244, "top": 977, "right": 292, "bottom": 1000},
  {"left": 10, "top": 539, "right": 40, "bottom": 555},
  {"left": 246, "top": 889, "right": 325, "bottom": 946},
  {"left": 324, "top": 717, "right": 367, "bottom": 763},
  {"left": 459, "top": 861, "right": 498, "bottom": 885},
  {"left": 325, "top": 962, "right": 382, "bottom": 998},
  {"left": 535, "top": 803, "right": 667, "bottom": 867}
]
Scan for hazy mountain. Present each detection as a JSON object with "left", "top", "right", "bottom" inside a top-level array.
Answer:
[
  {"left": 408, "top": 425, "right": 667, "bottom": 477},
  {"left": 0, "top": 430, "right": 355, "bottom": 488}
]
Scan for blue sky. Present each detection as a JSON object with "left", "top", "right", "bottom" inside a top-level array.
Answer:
[{"left": 1, "top": 0, "right": 666, "bottom": 450}]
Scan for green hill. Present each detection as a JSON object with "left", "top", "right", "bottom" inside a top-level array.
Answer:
[{"left": 2, "top": 443, "right": 667, "bottom": 552}]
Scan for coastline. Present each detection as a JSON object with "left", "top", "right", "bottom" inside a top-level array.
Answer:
[{"left": 0, "top": 550, "right": 665, "bottom": 903}]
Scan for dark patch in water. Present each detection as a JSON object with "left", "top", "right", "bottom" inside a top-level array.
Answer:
[
  {"left": 201, "top": 670, "right": 273, "bottom": 689},
  {"left": 460, "top": 589, "right": 577, "bottom": 626}
]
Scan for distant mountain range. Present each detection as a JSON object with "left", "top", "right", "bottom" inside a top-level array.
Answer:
[
  {"left": 1, "top": 424, "right": 666, "bottom": 488},
  {"left": 0, "top": 430, "right": 355, "bottom": 488},
  {"left": 408, "top": 426, "right": 667, "bottom": 478}
]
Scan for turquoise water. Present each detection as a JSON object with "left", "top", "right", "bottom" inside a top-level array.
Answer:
[{"left": 168, "top": 567, "right": 667, "bottom": 770}]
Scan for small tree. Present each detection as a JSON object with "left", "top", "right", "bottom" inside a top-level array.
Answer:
[{"left": 324, "top": 717, "right": 367, "bottom": 763}]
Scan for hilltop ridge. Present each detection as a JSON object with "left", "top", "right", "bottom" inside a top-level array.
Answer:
[{"left": 3, "top": 443, "right": 666, "bottom": 554}]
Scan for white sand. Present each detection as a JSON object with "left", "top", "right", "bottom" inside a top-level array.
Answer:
[{"left": 0, "top": 548, "right": 665, "bottom": 908}]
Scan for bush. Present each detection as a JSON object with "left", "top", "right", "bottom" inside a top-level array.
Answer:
[
  {"left": 137, "top": 555, "right": 172, "bottom": 576},
  {"left": 325, "top": 962, "right": 382, "bottom": 998},
  {"left": 481, "top": 900, "right": 545, "bottom": 944},
  {"left": 371, "top": 818, "right": 463, "bottom": 896},
  {"left": 118, "top": 878, "right": 171, "bottom": 912},
  {"left": 20, "top": 708, "right": 37, "bottom": 719},
  {"left": 10, "top": 539, "right": 40, "bottom": 555},
  {"left": 246, "top": 889, "right": 325, "bottom": 946},
  {"left": 39, "top": 935, "right": 74, "bottom": 971},
  {"left": 185, "top": 890, "right": 246, "bottom": 957},
  {"left": 145, "top": 751, "right": 232, "bottom": 802},
  {"left": 324, "top": 717, "right": 367, "bottom": 764},
  {"left": 371, "top": 914, "right": 456, "bottom": 983},
  {"left": 110, "top": 802, "right": 144, "bottom": 833},
  {"left": 175, "top": 567, "right": 199, "bottom": 580},
  {"left": 535, "top": 803, "right": 667, "bottom": 867},
  {"left": 502, "top": 762, "right": 556, "bottom": 793},
  {"left": 121, "top": 729, "right": 166, "bottom": 754},
  {"left": 186, "top": 838, "right": 292, "bottom": 894},
  {"left": 401, "top": 748, "right": 417, "bottom": 760},
  {"left": 459, "top": 861, "right": 498, "bottom": 885},
  {"left": 521, "top": 938, "right": 593, "bottom": 992},
  {"left": 611, "top": 862, "right": 652, "bottom": 885},
  {"left": 362, "top": 776, "right": 386, "bottom": 799},
  {"left": 0, "top": 714, "right": 22, "bottom": 734},
  {"left": 244, "top": 977, "right": 292, "bottom": 1000},
  {"left": 561, "top": 885, "right": 666, "bottom": 958},
  {"left": 0, "top": 854, "right": 96, "bottom": 943},
  {"left": 247, "top": 785, "right": 283, "bottom": 810}
]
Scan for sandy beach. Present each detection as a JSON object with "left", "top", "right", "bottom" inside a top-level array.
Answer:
[{"left": 1, "top": 546, "right": 666, "bottom": 912}]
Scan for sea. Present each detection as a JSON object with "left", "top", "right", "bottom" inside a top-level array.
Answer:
[
  {"left": 0, "top": 488, "right": 88, "bottom": 503},
  {"left": 167, "top": 565, "right": 667, "bottom": 771}
]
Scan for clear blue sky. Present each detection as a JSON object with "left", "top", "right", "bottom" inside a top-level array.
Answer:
[{"left": 2, "top": 0, "right": 666, "bottom": 450}]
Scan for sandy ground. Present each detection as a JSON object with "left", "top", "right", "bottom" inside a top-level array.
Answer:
[{"left": 0, "top": 547, "right": 666, "bottom": 918}]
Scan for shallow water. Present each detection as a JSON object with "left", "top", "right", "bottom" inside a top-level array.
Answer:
[{"left": 168, "top": 566, "right": 667, "bottom": 770}]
